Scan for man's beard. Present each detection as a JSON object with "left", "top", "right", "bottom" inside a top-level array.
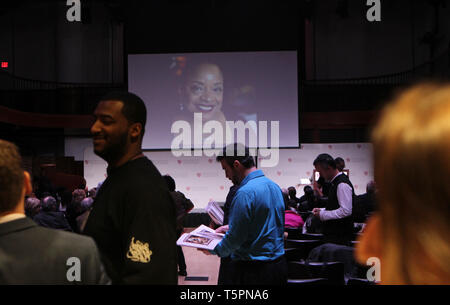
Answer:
[
  {"left": 94, "top": 131, "right": 128, "bottom": 164},
  {"left": 231, "top": 170, "right": 240, "bottom": 186}
]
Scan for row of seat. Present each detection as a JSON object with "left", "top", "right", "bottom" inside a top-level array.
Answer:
[
  {"left": 286, "top": 259, "right": 374, "bottom": 286},
  {"left": 284, "top": 235, "right": 373, "bottom": 285},
  {"left": 285, "top": 227, "right": 324, "bottom": 240}
]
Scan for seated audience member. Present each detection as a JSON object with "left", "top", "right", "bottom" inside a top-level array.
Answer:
[
  {"left": 72, "top": 188, "right": 86, "bottom": 202},
  {"left": 285, "top": 203, "right": 304, "bottom": 229},
  {"left": 76, "top": 197, "right": 94, "bottom": 233},
  {"left": 298, "top": 185, "right": 316, "bottom": 212},
  {"left": 0, "top": 140, "right": 110, "bottom": 284},
  {"left": 33, "top": 196, "right": 72, "bottom": 231},
  {"left": 24, "top": 197, "right": 41, "bottom": 219},
  {"left": 353, "top": 181, "right": 377, "bottom": 223},
  {"left": 364, "top": 181, "right": 377, "bottom": 214},
  {"left": 308, "top": 242, "right": 357, "bottom": 283},
  {"left": 287, "top": 186, "right": 300, "bottom": 208},
  {"left": 356, "top": 84, "right": 450, "bottom": 284},
  {"left": 163, "top": 175, "right": 194, "bottom": 277},
  {"left": 65, "top": 189, "right": 86, "bottom": 232}
]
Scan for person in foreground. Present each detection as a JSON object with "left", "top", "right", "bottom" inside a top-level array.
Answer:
[
  {"left": 201, "top": 144, "right": 287, "bottom": 285},
  {"left": 83, "top": 91, "right": 178, "bottom": 284},
  {"left": 0, "top": 140, "right": 110, "bottom": 284},
  {"left": 355, "top": 83, "right": 450, "bottom": 284}
]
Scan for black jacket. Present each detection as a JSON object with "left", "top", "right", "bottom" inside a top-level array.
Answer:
[
  {"left": 33, "top": 211, "right": 73, "bottom": 232},
  {"left": 170, "top": 191, "right": 194, "bottom": 231},
  {"left": 83, "top": 157, "right": 178, "bottom": 285}
]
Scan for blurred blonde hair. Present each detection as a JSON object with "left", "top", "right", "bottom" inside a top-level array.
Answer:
[{"left": 371, "top": 83, "right": 450, "bottom": 284}]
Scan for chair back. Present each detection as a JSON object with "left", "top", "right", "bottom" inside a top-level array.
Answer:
[{"left": 288, "top": 261, "right": 345, "bottom": 285}]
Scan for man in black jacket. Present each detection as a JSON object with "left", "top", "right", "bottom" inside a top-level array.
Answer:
[
  {"left": 312, "top": 153, "right": 355, "bottom": 246},
  {"left": 84, "top": 91, "right": 177, "bottom": 284},
  {"left": 0, "top": 139, "right": 110, "bottom": 284}
]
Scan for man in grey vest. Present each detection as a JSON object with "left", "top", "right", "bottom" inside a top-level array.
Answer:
[{"left": 312, "top": 153, "right": 355, "bottom": 246}]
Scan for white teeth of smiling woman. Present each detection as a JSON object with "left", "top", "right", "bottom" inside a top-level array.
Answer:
[{"left": 198, "top": 105, "right": 213, "bottom": 111}]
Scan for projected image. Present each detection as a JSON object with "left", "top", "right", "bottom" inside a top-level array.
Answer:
[
  {"left": 177, "top": 61, "right": 226, "bottom": 126},
  {"left": 128, "top": 51, "right": 298, "bottom": 150}
]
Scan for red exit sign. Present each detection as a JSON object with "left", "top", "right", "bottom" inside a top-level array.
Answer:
[{"left": 1, "top": 62, "right": 8, "bottom": 68}]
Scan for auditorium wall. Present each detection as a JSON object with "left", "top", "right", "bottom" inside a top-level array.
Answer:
[
  {"left": 313, "top": 0, "right": 450, "bottom": 79},
  {"left": 70, "top": 139, "right": 374, "bottom": 211},
  {"left": 0, "top": 2, "right": 123, "bottom": 83}
]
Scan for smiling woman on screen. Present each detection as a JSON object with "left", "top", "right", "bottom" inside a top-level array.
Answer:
[{"left": 177, "top": 62, "right": 227, "bottom": 126}]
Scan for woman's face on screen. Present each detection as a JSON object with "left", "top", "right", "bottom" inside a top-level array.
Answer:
[{"left": 184, "top": 63, "right": 224, "bottom": 120}]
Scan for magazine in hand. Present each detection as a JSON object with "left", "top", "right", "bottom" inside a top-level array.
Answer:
[
  {"left": 205, "top": 201, "right": 224, "bottom": 225},
  {"left": 176, "top": 224, "right": 224, "bottom": 251}
]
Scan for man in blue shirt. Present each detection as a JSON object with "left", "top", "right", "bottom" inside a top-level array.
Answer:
[{"left": 206, "top": 144, "right": 287, "bottom": 285}]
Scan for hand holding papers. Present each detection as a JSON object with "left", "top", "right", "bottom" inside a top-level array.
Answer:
[{"left": 176, "top": 224, "right": 224, "bottom": 251}]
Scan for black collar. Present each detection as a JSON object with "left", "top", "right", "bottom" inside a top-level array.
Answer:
[{"left": 106, "top": 155, "right": 146, "bottom": 176}]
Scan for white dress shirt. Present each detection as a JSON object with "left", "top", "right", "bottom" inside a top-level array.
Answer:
[{"left": 319, "top": 172, "right": 353, "bottom": 222}]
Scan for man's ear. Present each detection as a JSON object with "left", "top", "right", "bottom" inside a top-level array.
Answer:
[
  {"left": 23, "top": 171, "right": 32, "bottom": 196},
  {"left": 233, "top": 160, "right": 240, "bottom": 169},
  {"left": 129, "top": 122, "right": 143, "bottom": 140}
]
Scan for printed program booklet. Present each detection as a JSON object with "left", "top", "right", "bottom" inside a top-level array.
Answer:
[
  {"left": 176, "top": 224, "right": 224, "bottom": 251},
  {"left": 205, "top": 201, "right": 224, "bottom": 225}
]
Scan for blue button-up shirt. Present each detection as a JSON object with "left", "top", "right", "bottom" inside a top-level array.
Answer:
[{"left": 213, "top": 170, "right": 285, "bottom": 261}]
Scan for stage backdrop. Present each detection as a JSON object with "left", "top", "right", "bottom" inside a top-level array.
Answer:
[{"left": 78, "top": 142, "right": 374, "bottom": 212}]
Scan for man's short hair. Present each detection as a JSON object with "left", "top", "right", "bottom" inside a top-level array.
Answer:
[
  {"left": 41, "top": 196, "right": 58, "bottom": 212},
  {"left": 25, "top": 197, "right": 41, "bottom": 217},
  {"left": 287, "top": 186, "right": 296, "bottom": 198},
  {"left": 80, "top": 197, "right": 94, "bottom": 212},
  {"left": 216, "top": 143, "right": 255, "bottom": 169},
  {"left": 313, "top": 153, "right": 336, "bottom": 169},
  {"left": 163, "top": 175, "right": 176, "bottom": 192},
  {"left": 335, "top": 157, "right": 346, "bottom": 171},
  {"left": 304, "top": 185, "right": 314, "bottom": 195},
  {"left": 100, "top": 91, "right": 147, "bottom": 137},
  {"left": 0, "top": 140, "right": 25, "bottom": 214}
]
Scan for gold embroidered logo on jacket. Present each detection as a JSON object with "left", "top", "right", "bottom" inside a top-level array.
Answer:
[{"left": 126, "top": 237, "right": 152, "bottom": 263}]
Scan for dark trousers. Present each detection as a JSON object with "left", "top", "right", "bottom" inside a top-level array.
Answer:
[
  {"left": 177, "top": 245, "right": 187, "bottom": 272},
  {"left": 176, "top": 229, "right": 187, "bottom": 272},
  {"left": 228, "top": 255, "right": 288, "bottom": 285},
  {"left": 218, "top": 256, "right": 232, "bottom": 285}
]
